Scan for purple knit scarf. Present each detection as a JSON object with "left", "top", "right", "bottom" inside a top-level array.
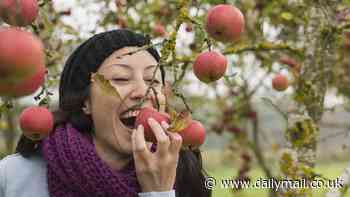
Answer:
[{"left": 40, "top": 123, "right": 141, "bottom": 197}]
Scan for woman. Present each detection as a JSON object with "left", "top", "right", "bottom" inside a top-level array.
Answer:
[{"left": 0, "top": 29, "right": 211, "bottom": 197}]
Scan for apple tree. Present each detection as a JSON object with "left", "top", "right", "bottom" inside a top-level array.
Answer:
[{"left": 1, "top": 0, "right": 350, "bottom": 196}]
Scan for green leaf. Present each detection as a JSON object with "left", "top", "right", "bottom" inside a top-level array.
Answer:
[
  {"left": 0, "top": 104, "right": 6, "bottom": 119},
  {"left": 91, "top": 73, "right": 121, "bottom": 99},
  {"left": 39, "top": 97, "right": 49, "bottom": 106},
  {"left": 281, "top": 12, "right": 293, "bottom": 21}
]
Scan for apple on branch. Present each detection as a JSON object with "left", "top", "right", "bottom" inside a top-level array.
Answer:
[
  {"left": 0, "top": 66, "right": 46, "bottom": 97},
  {"left": 279, "top": 55, "right": 301, "bottom": 73},
  {"left": 0, "top": 0, "right": 38, "bottom": 26},
  {"left": 19, "top": 106, "right": 54, "bottom": 141},
  {"left": 153, "top": 23, "right": 167, "bottom": 37},
  {"left": 272, "top": 74, "right": 289, "bottom": 91},
  {"left": 175, "top": 120, "right": 206, "bottom": 147},
  {"left": 205, "top": 4, "right": 245, "bottom": 43},
  {"left": 193, "top": 51, "right": 228, "bottom": 83},
  {"left": 0, "top": 27, "right": 46, "bottom": 97}
]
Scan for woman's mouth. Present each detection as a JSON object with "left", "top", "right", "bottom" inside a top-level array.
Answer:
[
  {"left": 119, "top": 110, "right": 140, "bottom": 130},
  {"left": 120, "top": 116, "right": 136, "bottom": 129}
]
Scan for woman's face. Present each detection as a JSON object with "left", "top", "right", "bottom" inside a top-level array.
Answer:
[{"left": 86, "top": 46, "right": 166, "bottom": 155}]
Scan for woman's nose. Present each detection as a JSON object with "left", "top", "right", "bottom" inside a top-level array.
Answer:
[{"left": 130, "top": 80, "right": 150, "bottom": 100}]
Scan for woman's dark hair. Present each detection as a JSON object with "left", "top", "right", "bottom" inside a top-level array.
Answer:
[{"left": 15, "top": 29, "right": 211, "bottom": 197}]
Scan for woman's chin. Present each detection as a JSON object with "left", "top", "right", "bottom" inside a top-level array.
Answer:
[
  {"left": 113, "top": 118, "right": 154, "bottom": 154},
  {"left": 119, "top": 123, "right": 134, "bottom": 135},
  {"left": 116, "top": 115, "right": 135, "bottom": 132},
  {"left": 112, "top": 123, "right": 134, "bottom": 152}
]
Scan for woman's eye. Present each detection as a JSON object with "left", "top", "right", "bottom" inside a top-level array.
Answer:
[
  {"left": 146, "top": 79, "right": 160, "bottom": 84},
  {"left": 112, "top": 78, "right": 129, "bottom": 82}
]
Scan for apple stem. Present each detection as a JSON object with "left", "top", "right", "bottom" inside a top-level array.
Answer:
[
  {"left": 149, "top": 87, "right": 160, "bottom": 111},
  {"left": 204, "top": 38, "right": 212, "bottom": 51},
  {"left": 171, "top": 89, "right": 193, "bottom": 113}
]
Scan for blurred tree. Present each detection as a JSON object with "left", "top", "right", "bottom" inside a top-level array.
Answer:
[{"left": 1, "top": 0, "right": 350, "bottom": 196}]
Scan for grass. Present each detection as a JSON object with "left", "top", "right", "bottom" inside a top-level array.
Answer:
[{"left": 205, "top": 161, "right": 350, "bottom": 197}]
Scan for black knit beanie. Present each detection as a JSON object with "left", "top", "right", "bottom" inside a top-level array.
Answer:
[{"left": 57, "top": 28, "right": 164, "bottom": 133}]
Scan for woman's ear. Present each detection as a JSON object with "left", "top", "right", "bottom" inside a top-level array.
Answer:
[{"left": 82, "top": 99, "right": 92, "bottom": 115}]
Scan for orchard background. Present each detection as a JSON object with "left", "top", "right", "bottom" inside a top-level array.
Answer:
[{"left": 2, "top": 0, "right": 350, "bottom": 196}]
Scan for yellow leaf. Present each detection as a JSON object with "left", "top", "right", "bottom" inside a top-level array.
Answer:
[
  {"left": 168, "top": 110, "right": 192, "bottom": 132},
  {"left": 91, "top": 73, "right": 121, "bottom": 99},
  {"left": 168, "top": 108, "right": 178, "bottom": 122}
]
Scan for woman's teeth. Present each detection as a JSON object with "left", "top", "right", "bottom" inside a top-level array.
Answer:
[
  {"left": 118, "top": 110, "right": 140, "bottom": 130},
  {"left": 121, "top": 110, "right": 140, "bottom": 119}
]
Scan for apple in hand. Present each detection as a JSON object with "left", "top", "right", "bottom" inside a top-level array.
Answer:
[
  {"left": 135, "top": 107, "right": 206, "bottom": 147},
  {"left": 135, "top": 107, "right": 171, "bottom": 142},
  {"left": 19, "top": 106, "right": 54, "bottom": 141}
]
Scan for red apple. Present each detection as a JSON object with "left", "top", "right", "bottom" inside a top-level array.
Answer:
[
  {"left": 279, "top": 55, "right": 301, "bottom": 73},
  {"left": 0, "top": 27, "right": 45, "bottom": 84},
  {"left": 272, "top": 74, "right": 289, "bottom": 91},
  {"left": 0, "top": 66, "right": 46, "bottom": 97},
  {"left": 185, "top": 23, "right": 193, "bottom": 32},
  {"left": 227, "top": 126, "right": 242, "bottom": 134},
  {"left": 178, "top": 120, "right": 206, "bottom": 147},
  {"left": 135, "top": 107, "right": 171, "bottom": 142},
  {"left": 205, "top": 4, "right": 245, "bottom": 42},
  {"left": 153, "top": 23, "right": 167, "bottom": 37},
  {"left": 246, "top": 111, "right": 257, "bottom": 120},
  {"left": 193, "top": 51, "right": 227, "bottom": 83},
  {"left": 135, "top": 107, "right": 206, "bottom": 147},
  {"left": 19, "top": 106, "right": 53, "bottom": 141},
  {"left": 0, "top": 0, "right": 38, "bottom": 26}
]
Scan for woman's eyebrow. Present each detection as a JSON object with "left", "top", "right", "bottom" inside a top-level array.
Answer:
[
  {"left": 106, "top": 63, "right": 132, "bottom": 70},
  {"left": 106, "top": 64, "right": 158, "bottom": 70},
  {"left": 145, "top": 65, "right": 158, "bottom": 70}
]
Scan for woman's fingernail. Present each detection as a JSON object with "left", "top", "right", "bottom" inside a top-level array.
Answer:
[
  {"left": 138, "top": 124, "right": 143, "bottom": 129},
  {"left": 161, "top": 121, "right": 169, "bottom": 128},
  {"left": 148, "top": 118, "right": 154, "bottom": 123},
  {"left": 174, "top": 134, "right": 182, "bottom": 140}
]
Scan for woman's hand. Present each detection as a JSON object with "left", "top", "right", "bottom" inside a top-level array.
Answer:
[{"left": 131, "top": 118, "right": 182, "bottom": 192}]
